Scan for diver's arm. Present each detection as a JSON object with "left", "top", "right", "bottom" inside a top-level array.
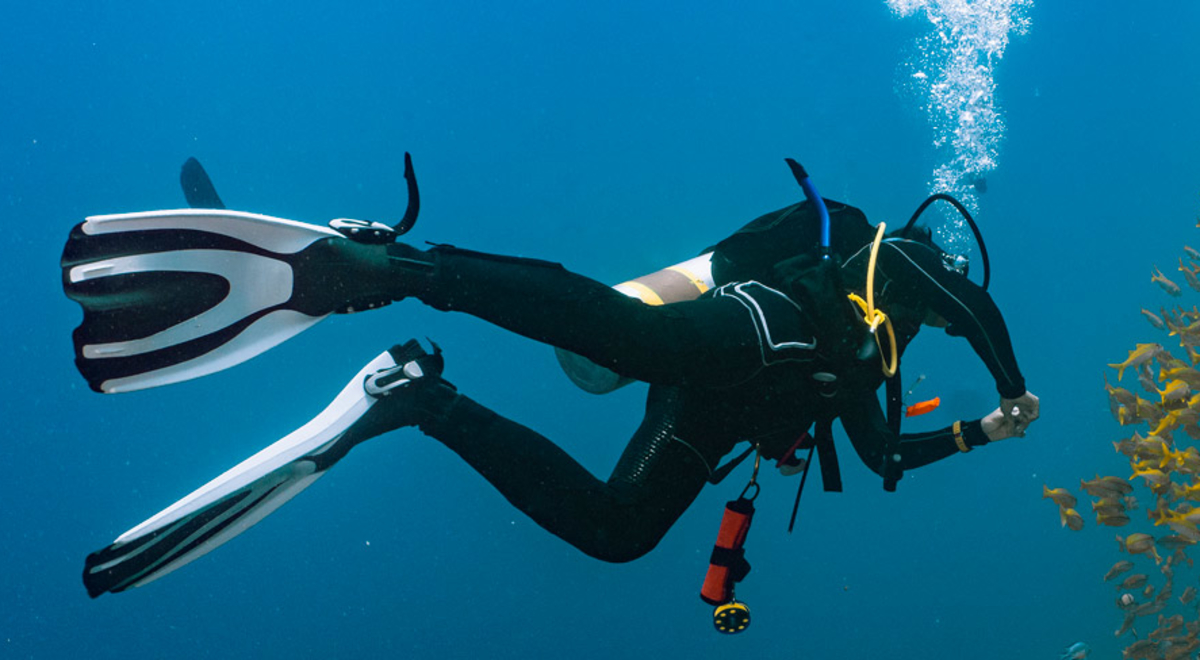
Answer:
[
  {"left": 894, "top": 421, "right": 990, "bottom": 469},
  {"left": 838, "top": 387, "right": 990, "bottom": 476},
  {"left": 873, "top": 240, "right": 1025, "bottom": 398}
]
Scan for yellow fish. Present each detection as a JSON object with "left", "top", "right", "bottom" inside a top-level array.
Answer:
[
  {"left": 1180, "top": 258, "right": 1200, "bottom": 292},
  {"left": 1160, "top": 446, "right": 1200, "bottom": 472},
  {"left": 1157, "top": 534, "right": 1196, "bottom": 550},
  {"left": 1153, "top": 267, "right": 1184, "bottom": 297},
  {"left": 1123, "top": 639, "right": 1159, "bottom": 658},
  {"left": 1059, "top": 507, "right": 1084, "bottom": 531},
  {"left": 1133, "top": 435, "right": 1169, "bottom": 462},
  {"left": 1149, "top": 409, "right": 1182, "bottom": 437},
  {"left": 1118, "top": 405, "right": 1138, "bottom": 426},
  {"left": 1149, "top": 498, "right": 1175, "bottom": 525},
  {"left": 1160, "top": 365, "right": 1200, "bottom": 390},
  {"left": 1133, "top": 598, "right": 1164, "bottom": 618},
  {"left": 1098, "top": 512, "right": 1131, "bottom": 527},
  {"left": 1119, "top": 573, "right": 1149, "bottom": 590},
  {"left": 1181, "top": 328, "right": 1200, "bottom": 348},
  {"left": 1134, "top": 396, "right": 1164, "bottom": 425},
  {"left": 1106, "top": 375, "right": 1139, "bottom": 408},
  {"left": 1130, "top": 467, "right": 1170, "bottom": 487},
  {"left": 1176, "top": 259, "right": 1200, "bottom": 292},
  {"left": 1161, "top": 306, "right": 1183, "bottom": 328},
  {"left": 1166, "top": 521, "right": 1200, "bottom": 542},
  {"left": 1138, "top": 365, "right": 1159, "bottom": 395},
  {"left": 1175, "top": 447, "right": 1200, "bottom": 473},
  {"left": 1042, "top": 485, "right": 1077, "bottom": 509},
  {"left": 1082, "top": 475, "right": 1134, "bottom": 498},
  {"left": 1093, "top": 497, "right": 1128, "bottom": 516},
  {"left": 1104, "top": 560, "right": 1135, "bottom": 581},
  {"left": 1186, "top": 246, "right": 1200, "bottom": 261},
  {"left": 1149, "top": 614, "right": 1184, "bottom": 640},
  {"left": 1158, "top": 508, "right": 1200, "bottom": 534},
  {"left": 1143, "top": 308, "right": 1167, "bottom": 331},
  {"left": 1158, "top": 379, "right": 1191, "bottom": 404},
  {"left": 1157, "top": 353, "right": 1190, "bottom": 378},
  {"left": 1115, "top": 611, "right": 1137, "bottom": 637},
  {"left": 1109, "top": 344, "right": 1165, "bottom": 381},
  {"left": 1120, "top": 533, "right": 1163, "bottom": 563},
  {"left": 1169, "top": 482, "right": 1200, "bottom": 501}
]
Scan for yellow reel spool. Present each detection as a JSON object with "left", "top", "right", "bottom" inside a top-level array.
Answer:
[
  {"left": 713, "top": 601, "right": 751, "bottom": 634},
  {"left": 846, "top": 222, "right": 898, "bottom": 378}
]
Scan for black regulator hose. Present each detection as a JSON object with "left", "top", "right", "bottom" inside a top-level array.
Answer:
[{"left": 900, "top": 193, "right": 990, "bottom": 291}]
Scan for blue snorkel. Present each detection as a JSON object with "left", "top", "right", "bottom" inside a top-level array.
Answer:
[{"left": 784, "top": 158, "right": 832, "bottom": 259}]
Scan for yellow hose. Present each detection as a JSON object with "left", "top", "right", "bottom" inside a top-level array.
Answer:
[{"left": 846, "top": 223, "right": 898, "bottom": 377}]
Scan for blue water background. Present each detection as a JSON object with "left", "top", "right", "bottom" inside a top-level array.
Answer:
[{"left": 3, "top": 1, "right": 1200, "bottom": 658}]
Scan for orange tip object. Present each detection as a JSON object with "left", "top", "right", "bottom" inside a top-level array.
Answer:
[{"left": 905, "top": 397, "right": 941, "bottom": 417}]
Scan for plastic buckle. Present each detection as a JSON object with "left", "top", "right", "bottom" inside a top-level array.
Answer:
[
  {"left": 364, "top": 359, "right": 427, "bottom": 397},
  {"left": 330, "top": 218, "right": 399, "bottom": 245},
  {"left": 813, "top": 371, "right": 838, "bottom": 398}
]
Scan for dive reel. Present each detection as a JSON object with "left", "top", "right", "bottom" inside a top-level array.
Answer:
[{"left": 700, "top": 476, "right": 758, "bottom": 634}]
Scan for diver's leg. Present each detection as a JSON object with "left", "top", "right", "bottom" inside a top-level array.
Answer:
[
  {"left": 415, "top": 385, "right": 716, "bottom": 562},
  {"left": 383, "top": 243, "right": 768, "bottom": 387}
]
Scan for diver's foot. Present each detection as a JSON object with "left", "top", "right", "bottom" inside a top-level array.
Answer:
[
  {"left": 345, "top": 338, "right": 458, "bottom": 443},
  {"left": 291, "top": 239, "right": 438, "bottom": 316}
]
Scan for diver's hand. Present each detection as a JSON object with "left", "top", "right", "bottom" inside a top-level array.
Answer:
[
  {"left": 981, "top": 407, "right": 1022, "bottom": 441},
  {"left": 998, "top": 391, "right": 1040, "bottom": 438}
]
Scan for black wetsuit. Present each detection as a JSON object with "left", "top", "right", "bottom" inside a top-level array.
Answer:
[{"left": 399, "top": 200, "right": 1026, "bottom": 562}]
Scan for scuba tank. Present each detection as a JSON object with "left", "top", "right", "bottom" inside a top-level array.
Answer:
[{"left": 554, "top": 253, "right": 715, "bottom": 394}]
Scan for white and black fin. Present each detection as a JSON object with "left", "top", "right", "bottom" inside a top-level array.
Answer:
[
  {"left": 83, "top": 348, "right": 403, "bottom": 598},
  {"left": 61, "top": 209, "right": 347, "bottom": 393}
]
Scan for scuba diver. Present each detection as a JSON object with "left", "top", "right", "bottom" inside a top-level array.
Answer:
[{"left": 66, "top": 156, "right": 1038, "bottom": 599}]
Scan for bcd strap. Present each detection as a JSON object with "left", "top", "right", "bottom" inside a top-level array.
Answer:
[
  {"left": 882, "top": 368, "right": 905, "bottom": 492},
  {"left": 886, "top": 368, "right": 903, "bottom": 434},
  {"left": 814, "top": 417, "right": 842, "bottom": 493},
  {"left": 788, "top": 418, "right": 840, "bottom": 533}
]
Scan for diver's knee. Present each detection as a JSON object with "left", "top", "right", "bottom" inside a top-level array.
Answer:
[{"left": 580, "top": 529, "right": 663, "bottom": 563}]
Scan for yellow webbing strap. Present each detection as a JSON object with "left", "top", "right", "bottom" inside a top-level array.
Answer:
[{"left": 846, "top": 223, "right": 898, "bottom": 377}]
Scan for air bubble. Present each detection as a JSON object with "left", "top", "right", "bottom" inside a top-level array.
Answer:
[{"left": 888, "top": 0, "right": 1032, "bottom": 250}]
